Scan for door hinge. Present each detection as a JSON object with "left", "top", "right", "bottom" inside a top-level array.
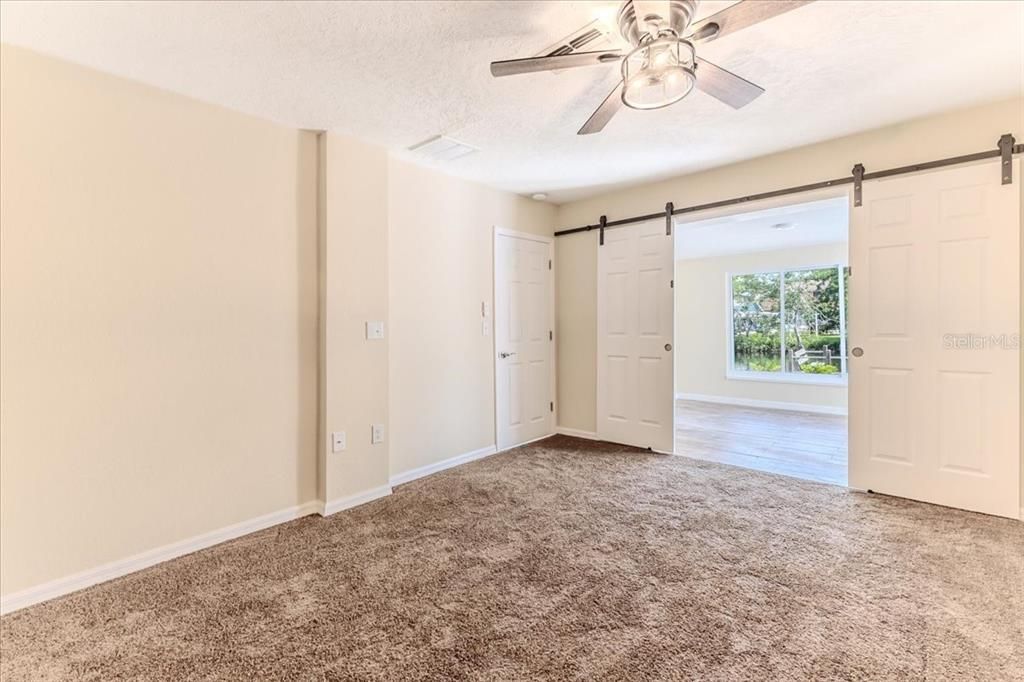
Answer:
[
  {"left": 549, "top": 330, "right": 553, "bottom": 341},
  {"left": 550, "top": 401, "right": 554, "bottom": 412},
  {"left": 548, "top": 259, "right": 552, "bottom": 270},
  {"left": 670, "top": 279, "right": 674, "bottom": 288}
]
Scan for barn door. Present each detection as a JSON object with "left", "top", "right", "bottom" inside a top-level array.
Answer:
[
  {"left": 848, "top": 159, "right": 1020, "bottom": 518},
  {"left": 597, "top": 220, "right": 675, "bottom": 453}
]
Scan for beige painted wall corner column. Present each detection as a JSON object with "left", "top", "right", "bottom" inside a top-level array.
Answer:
[{"left": 319, "top": 133, "right": 391, "bottom": 508}]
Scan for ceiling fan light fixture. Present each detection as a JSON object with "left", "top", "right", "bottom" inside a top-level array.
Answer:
[{"left": 620, "top": 37, "right": 695, "bottom": 110}]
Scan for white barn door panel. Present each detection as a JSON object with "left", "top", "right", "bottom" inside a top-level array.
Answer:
[
  {"left": 495, "top": 230, "right": 554, "bottom": 451},
  {"left": 597, "top": 221, "right": 674, "bottom": 453},
  {"left": 849, "top": 160, "right": 1020, "bottom": 518}
]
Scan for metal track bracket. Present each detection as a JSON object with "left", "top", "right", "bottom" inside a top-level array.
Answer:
[
  {"left": 599, "top": 215, "right": 607, "bottom": 246},
  {"left": 999, "top": 134, "right": 1014, "bottom": 185},
  {"left": 665, "top": 202, "right": 674, "bottom": 236},
  {"left": 852, "top": 164, "right": 865, "bottom": 207}
]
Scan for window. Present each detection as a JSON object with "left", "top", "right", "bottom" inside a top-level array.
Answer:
[{"left": 729, "top": 266, "right": 847, "bottom": 382}]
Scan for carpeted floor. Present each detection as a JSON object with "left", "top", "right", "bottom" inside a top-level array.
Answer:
[{"left": 2, "top": 435, "right": 1023, "bottom": 680}]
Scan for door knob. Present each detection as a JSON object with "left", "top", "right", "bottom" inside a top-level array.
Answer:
[
  {"left": 499, "top": 352, "right": 517, "bottom": 359},
  {"left": 851, "top": 347, "right": 864, "bottom": 357},
  {"left": 664, "top": 344, "right": 672, "bottom": 351}
]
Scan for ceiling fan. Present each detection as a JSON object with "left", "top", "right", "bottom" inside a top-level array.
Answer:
[{"left": 490, "top": 0, "right": 812, "bottom": 135}]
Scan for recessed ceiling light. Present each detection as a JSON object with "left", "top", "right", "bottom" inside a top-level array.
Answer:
[
  {"left": 531, "top": 193, "right": 548, "bottom": 201},
  {"left": 771, "top": 222, "right": 796, "bottom": 231}
]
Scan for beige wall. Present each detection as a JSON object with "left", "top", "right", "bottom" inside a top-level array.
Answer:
[
  {"left": 387, "top": 159, "right": 556, "bottom": 477},
  {"left": 676, "top": 242, "right": 848, "bottom": 411},
  {"left": 0, "top": 45, "right": 556, "bottom": 601},
  {"left": 320, "top": 134, "right": 390, "bottom": 503},
  {"left": 556, "top": 96, "right": 1024, "bottom": 434},
  {"left": 0, "top": 45, "right": 319, "bottom": 595}
]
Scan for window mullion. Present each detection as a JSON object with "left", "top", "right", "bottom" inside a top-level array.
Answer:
[{"left": 779, "top": 270, "right": 786, "bottom": 372}]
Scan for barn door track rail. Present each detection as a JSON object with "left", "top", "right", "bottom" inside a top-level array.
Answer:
[{"left": 556, "top": 134, "right": 1022, "bottom": 240}]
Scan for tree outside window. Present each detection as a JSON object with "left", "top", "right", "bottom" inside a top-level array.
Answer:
[{"left": 731, "top": 266, "right": 846, "bottom": 378}]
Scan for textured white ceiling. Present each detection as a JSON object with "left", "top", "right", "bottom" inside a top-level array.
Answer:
[
  {"left": 676, "top": 196, "right": 847, "bottom": 259},
  {"left": 2, "top": 1, "right": 1022, "bottom": 203}
]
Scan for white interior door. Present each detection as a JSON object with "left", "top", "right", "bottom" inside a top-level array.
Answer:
[
  {"left": 495, "top": 230, "right": 554, "bottom": 451},
  {"left": 849, "top": 159, "right": 1020, "bottom": 519},
  {"left": 597, "top": 220, "right": 675, "bottom": 453}
]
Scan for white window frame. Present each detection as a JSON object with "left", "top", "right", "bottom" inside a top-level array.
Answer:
[{"left": 725, "top": 264, "right": 848, "bottom": 386}]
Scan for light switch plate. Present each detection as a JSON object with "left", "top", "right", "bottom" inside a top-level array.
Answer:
[
  {"left": 331, "top": 431, "right": 346, "bottom": 453},
  {"left": 371, "top": 424, "right": 385, "bottom": 445},
  {"left": 366, "top": 321, "right": 384, "bottom": 340}
]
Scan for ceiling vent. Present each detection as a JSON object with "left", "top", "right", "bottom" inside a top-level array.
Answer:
[{"left": 407, "top": 135, "right": 479, "bottom": 162}]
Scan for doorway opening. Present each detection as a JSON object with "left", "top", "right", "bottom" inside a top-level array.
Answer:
[{"left": 673, "top": 195, "right": 850, "bottom": 486}]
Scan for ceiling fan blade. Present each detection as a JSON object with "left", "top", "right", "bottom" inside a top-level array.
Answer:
[
  {"left": 490, "top": 49, "right": 624, "bottom": 78},
  {"left": 694, "top": 57, "right": 765, "bottom": 109},
  {"left": 685, "top": 0, "right": 813, "bottom": 43},
  {"left": 578, "top": 81, "right": 625, "bottom": 136}
]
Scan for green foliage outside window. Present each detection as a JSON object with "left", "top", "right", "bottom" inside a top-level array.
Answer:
[{"left": 731, "top": 266, "right": 846, "bottom": 376}]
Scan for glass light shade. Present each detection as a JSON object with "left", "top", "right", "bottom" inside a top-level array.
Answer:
[{"left": 621, "top": 38, "right": 696, "bottom": 111}]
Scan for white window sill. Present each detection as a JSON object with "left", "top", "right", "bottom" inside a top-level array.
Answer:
[{"left": 726, "top": 370, "right": 848, "bottom": 387}]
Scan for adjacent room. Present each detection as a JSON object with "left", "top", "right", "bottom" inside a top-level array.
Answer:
[
  {"left": 1, "top": 1, "right": 1022, "bottom": 679},
  {"left": 674, "top": 197, "right": 849, "bottom": 485}
]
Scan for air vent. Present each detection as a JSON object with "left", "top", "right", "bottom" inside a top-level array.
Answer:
[{"left": 407, "top": 135, "right": 478, "bottom": 162}]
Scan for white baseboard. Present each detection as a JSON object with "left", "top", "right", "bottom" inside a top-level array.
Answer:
[
  {"left": 319, "top": 485, "right": 393, "bottom": 517},
  {"left": 389, "top": 444, "right": 497, "bottom": 487},
  {"left": 0, "top": 500, "right": 322, "bottom": 616},
  {"left": 556, "top": 426, "right": 600, "bottom": 440},
  {"left": 676, "top": 392, "right": 848, "bottom": 416},
  {"left": 499, "top": 433, "right": 556, "bottom": 452}
]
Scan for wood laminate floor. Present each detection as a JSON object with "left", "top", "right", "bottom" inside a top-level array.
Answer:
[{"left": 675, "top": 400, "right": 848, "bottom": 486}]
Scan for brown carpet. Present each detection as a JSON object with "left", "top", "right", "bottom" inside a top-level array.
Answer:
[{"left": 2, "top": 435, "right": 1023, "bottom": 680}]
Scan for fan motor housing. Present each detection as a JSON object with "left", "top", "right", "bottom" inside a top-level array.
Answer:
[{"left": 618, "top": 0, "right": 700, "bottom": 45}]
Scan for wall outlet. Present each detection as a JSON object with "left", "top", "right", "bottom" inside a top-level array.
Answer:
[
  {"left": 331, "top": 431, "right": 346, "bottom": 453},
  {"left": 371, "top": 424, "right": 385, "bottom": 445},
  {"left": 366, "top": 321, "right": 385, "bottom": 340}
]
